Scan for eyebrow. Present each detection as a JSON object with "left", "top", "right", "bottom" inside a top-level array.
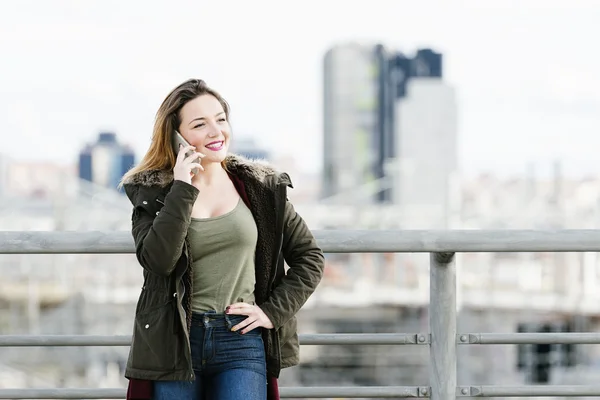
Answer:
[{"left": 188, "top": 112, "right": 226, "bottom": 126}]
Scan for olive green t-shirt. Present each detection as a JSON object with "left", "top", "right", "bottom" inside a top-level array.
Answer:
[{"left": 187, "top": 199, "right": 258, "bottom": 313}]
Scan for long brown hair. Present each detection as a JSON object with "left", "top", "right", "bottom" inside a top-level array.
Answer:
[{"left": 120, "top": 79, "right": 230, "bottom": 186}]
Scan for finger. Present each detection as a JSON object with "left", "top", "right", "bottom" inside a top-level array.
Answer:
[
  {"left": 177, "top": 145, "right": 195, "bottom": 161},
  {"left": 226, "top": 304, "right": 254, "bottom": 315},
  {"left": 183, "top": 152, "right": 204, "bottom": 164},
  {"left": 240, "top": 321, "right": 261, "bottom": 334},
  {"left": 188, "top": 163, "right": 204, "bottom": 172},
  {"left": 225, "top": 306, "right": 253, "bottom": 316},
  {"left": 227, "top": 302, "right": 251, "bottom": 310},
  {"left": 232, "top": 317, "right": 256, "bottom": 332}
]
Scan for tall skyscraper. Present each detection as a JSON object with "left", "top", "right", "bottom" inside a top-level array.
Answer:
[
  {"left": 322, "top": 43, "right": 445, "bottom": 204},
  {"left": 78, "top": 132, "right": 135, "bottom": 192},
  {"left": 322, "top": 44, "right": 380, "bottom": 203},
  {"left": 392, "top": 78, "right": 458, "bottom": 228},
  {"left": 380, "top": 49, "right": 443, "bottom": 202}
]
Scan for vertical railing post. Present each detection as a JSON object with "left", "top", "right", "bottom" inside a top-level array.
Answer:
[{"left": 430, "top": 252, "right": 457, "bottom": 400}]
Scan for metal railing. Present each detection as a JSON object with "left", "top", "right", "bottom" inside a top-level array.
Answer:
[{"left": 2, "top": 229, "right": 600, "bottom": 399}]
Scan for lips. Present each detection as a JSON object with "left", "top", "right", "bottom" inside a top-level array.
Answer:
[{"left": 205, "top": 141, "right": 224, "bottom": 151}]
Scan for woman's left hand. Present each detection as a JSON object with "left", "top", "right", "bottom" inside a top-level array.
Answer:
[{"left": 226, "top": 302, "right": 274, "bottom": 334}]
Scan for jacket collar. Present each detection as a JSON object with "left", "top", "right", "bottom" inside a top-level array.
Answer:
[{"left": 122, "top": 153, "right": 292, "bottom": 189}]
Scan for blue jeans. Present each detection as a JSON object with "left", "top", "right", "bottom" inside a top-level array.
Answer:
[{"left": 153, "top": 311, "right": 267, "bottom": 400}]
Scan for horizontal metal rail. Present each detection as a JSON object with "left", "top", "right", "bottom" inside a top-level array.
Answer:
[
  {"left": 5, "top": 386, "right": 600, "bottom": 399},
  {"left": 463, "top": 385, "right": 600, "bottom": 397},
  {"left": 3, "top": 229, "right": 600, "bottom": 254},
  {"left": 460, "top": 332, "right": 600, "bottom": 344},
  {"left": 0, "top": 389, "right": 125, "bottom": 400},
  {"left": 4, "top": 332, "right": 598, "bottom": 347},
  {"left": 0, "top": 333, "right": 422, "bottom": 347},
  {"left": 0, "top": 386, "right": 419, "bottom": 399}
]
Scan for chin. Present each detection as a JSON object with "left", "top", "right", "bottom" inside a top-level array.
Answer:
[{"left": 205, "top": 152, "right": 227, "bottom": 164}]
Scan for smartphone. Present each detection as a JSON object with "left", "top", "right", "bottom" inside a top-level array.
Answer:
[{"left": 172, "top": 131, "right": 199, "bottom": 175}]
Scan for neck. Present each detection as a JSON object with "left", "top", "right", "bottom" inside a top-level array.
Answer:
[{"left": 191, "top": 161, "right": 227, "bottom": 186}]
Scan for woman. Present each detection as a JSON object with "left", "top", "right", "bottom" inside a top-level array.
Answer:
[{"left": 119, "top": 78, "right": 325, "bottom": 400}]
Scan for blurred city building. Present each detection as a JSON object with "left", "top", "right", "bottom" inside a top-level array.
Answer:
[
  {"left": 0, "top": 158, "right": 75, "bottom": 199},
  {"left": 321, "top": 43, "right": 455, "bottom": 213},
  {"left": 390, "top": 78, "right": 458, "bottom": 228},
  {"left": 78, "top": 132, "right": 135, "bottom": 193},
  {"left": 322, "top": 43, "right": 380, "bottom": 203}
]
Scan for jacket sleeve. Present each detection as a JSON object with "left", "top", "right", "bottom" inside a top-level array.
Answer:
[
  {"left": 129, "top": 181, "right": 199, "bottom": 277},
  {"left": 259, "top": 200, "right": 325, "bottom": 330}
]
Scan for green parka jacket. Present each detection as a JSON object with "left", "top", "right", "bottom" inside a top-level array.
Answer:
[{"left": 121, "top": 154, "right": 325, "bottom": 381}]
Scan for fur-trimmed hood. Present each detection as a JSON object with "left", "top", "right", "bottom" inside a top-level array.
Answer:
[{"left": 122, "top": 153, "right": 292, "bottom": 189}]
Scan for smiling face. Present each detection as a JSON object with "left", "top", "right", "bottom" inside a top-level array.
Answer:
[{"left": 178, "top": 94, "right": 231, "bottom": 164}]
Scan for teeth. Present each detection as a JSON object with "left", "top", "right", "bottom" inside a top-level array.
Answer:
[{"left": 206, "top": 142, "right": 222, "bottom": 148}]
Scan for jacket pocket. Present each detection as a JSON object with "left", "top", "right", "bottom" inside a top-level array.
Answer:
[
  {"left": 278, "top": 316, "right": 299, "bottom": 368},
  {"left": 277, "top": 315, "right": 297, "bottom": 347},
  {"left": 130, "top": 301, "right": 180, "bottom": 371}
]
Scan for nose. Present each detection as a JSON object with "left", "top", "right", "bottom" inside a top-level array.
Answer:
[{"left": 206, "top": 121, "right": 220, "bottom": 137}]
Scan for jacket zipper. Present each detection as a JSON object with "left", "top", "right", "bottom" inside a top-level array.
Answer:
[
  {"left": 179, "top": 240, "right": 194, "bottom": 381},
  {"left": 268, "top": 182, "right": 287, "bottom": 292},
  {"left": 267, "top": 182, "right": 287, "bottom": 377}
]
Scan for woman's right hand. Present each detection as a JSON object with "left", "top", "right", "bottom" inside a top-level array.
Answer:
[{"left": 173, "top": 145, "right": 205, "bottom": 184}]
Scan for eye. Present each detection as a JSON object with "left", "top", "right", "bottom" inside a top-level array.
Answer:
[
  {"left": 218, "top": 118, "right": 226, "bottom": 122},
  {"left": 193, "top": 123, "right": 205, "bottom": 129}
]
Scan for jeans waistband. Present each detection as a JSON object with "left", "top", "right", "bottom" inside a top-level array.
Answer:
[{"left": 191, "top": 310, "right": 245, "bottom": 328}]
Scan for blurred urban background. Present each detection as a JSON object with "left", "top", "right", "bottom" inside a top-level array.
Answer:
[{"left": 2, "top": 0, "right": 600, "bottom": 398}]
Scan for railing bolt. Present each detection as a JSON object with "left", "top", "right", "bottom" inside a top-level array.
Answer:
[
  {"left": 419, "top": 335, "right": 427, "bottom": 343},
  {"left": 420, "top": 387, "right": 428, "bottom": 396},
  {"left": 460, "top": 335, "right": 468, "bottom": 342},
  {"left": 461, "top": 387, "right": 469, "bottom": 395}
]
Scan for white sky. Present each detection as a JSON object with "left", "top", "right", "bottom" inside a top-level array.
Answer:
[{"left": 1, "top": 0, "right": 599, "bottom": 178}]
